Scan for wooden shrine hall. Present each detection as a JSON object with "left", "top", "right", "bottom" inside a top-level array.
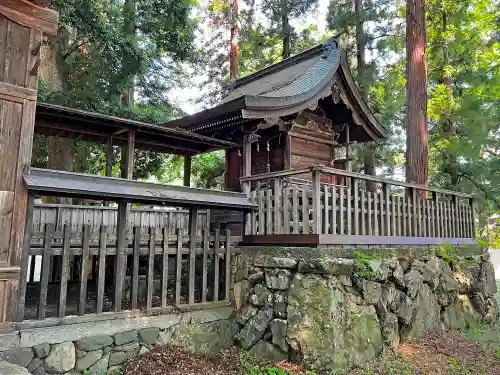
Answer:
[{"left": 165, "top": 37, "right": 477, "bottom": 247}]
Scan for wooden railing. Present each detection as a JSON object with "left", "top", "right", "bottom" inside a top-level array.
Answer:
[
  {"left": 241, "top": 166, "right": 475, "bottom": 238},
  {"left": 18, "top": 224, "right": 233, "bottom": 324},
  {"left": 32, "top": 204, "right": 210, "bottom": 235}
]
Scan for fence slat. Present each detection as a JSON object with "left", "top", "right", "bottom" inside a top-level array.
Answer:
[
  {"left": 78, "top": 225, "right": 90, "bottom": 316},
  {"left": 213, "top": 229, "right": 220, "bottom": 302},
  {"left": 58, "top": 225, "right": 71, "bottom": 318},
  {"left": 323, "top": 184, "right": 330, "bottom": 234},
  {"left": 346, "top": 187, "right": 352, "bottom": 235},
  {"left": 360, "top": 190, "right": 366, "bottom": 235},
  {"left": 384, "top": 185, "right": 390, "bottom": 236},
  {"left": 283, "top": 187, "right": 290, "bottom": 234},
  {"left": 188, "top": 207, "right": 198, "bottom": 305},
  {"left": 390, "top": 195, "right": 396, "bottom": 236},
  {"left": 225, "top": 229, "right": 231, "bottom": 302},
  {"left": 353, "top": 179, "right": 359, "bottom": 235},
  {"left": 266, "top": 189, "right": 272, "bottom": 234},
  {"left": 339, "top": 188, "right": 345, "bottom": 235},
  {"left": 251, "top": 190, "right": 257, "bottom": 234},
  {"left": 292, "top": 187, "right": 299, "bottom": 234},
  {"left": 273, "top": 178, "right": 282, "bottom": 234},
  {"left": 202, "top": 229, "right": 208, "bottom": 303},
  {"left": 175, "top": 228, "right": 182, "bottom": 305},
  {"left": 131, "top": 227, "right": 140, "bottom": 309},
  {"left": 301, "top": 189, "right": 309, "bottom": 234},
  {"left": 96, "top": 226, "right": 107, "bottom": 314},
  {"left": 373, "top": 192, "right": 379, "bottom": 236},
  {"left": 258, "top": 190, "right": 265, "bottom": 235},
  {"left": 147, "top": 228, "right": 155, "bottom": 309},
  {"left": 161, "top": 227, "right": 169, "bottom": 308},
  {"left": 331, "top": 186, "right": 337, "bottom": 235},
  {"left": 38, "top": 224, "right": 54, "bottom": 320}
]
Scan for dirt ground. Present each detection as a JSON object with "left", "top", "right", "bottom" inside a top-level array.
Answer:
[{"left": 124, "top": 329, "right": 500, "bottom": 375}]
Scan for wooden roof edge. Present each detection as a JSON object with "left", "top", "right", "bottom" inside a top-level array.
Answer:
[
  {"left": 0, "top": 0, "right": 59, "bottom": 35},
  {"left": 36, "top": 102, "right": 239, "bottom": 150}
]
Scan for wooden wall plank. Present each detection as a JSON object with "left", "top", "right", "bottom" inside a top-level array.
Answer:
[
  {"left": 96, "top": 226, "right": 107, "bottom": 314},
  {"left": 146, "top": 228, "right": 155, "bottom": 309},
  {"left": 37, "top": 223, "right": 53, "bottom": 320},
  {"left": 213, "top": 229, "right": 220, "bottom": 302},
  {"left": 57, "top": 224, "right": 70, "bottom": 318},
  {"left": 78, "top": 225, "right": 90, "bottom": 316},
  {"left": 161, "top": 227, "right": 169, "bottom": 308}
]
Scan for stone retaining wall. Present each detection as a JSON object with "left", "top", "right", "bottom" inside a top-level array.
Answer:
[
  {"left": 232, "top": 247, "right": 498, "bottom": 374},
  {"left": 0, "top": 307, "right": 237, "bottom": 375}
]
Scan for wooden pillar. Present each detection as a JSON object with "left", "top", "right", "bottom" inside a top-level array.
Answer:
[
  {"left": 114, "top": 129, "right": 135, "bottom": 311},
  {"left": 183, "top": 155, "right": 192, "bottom": 187},
  {"left": 0, "top": 2, "right": 58, "bottom": 323},
  {"left": 242, "top": 136, "right": 252, "bottom": 235},
  {"left": 104, "top": 136, "right": 113, "bottom": 206}
]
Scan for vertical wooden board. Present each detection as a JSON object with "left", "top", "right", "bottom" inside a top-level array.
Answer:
[
  {"left": 161, "top": 227, "right": 169, "bottom": 308},
  {"left": 224, "top": 229, "right": 231, "bottom": 302},
  {"left": 201, "top": 229, "right": 208, "bottom": 303},
  {"left": 360, "top": 189, "right": 366, "bottom": 235},
  {"left": 114, "top": 202, "right": 127, "bottom": 312},
  {"left": 283, "top": 187, "right": 290, "bottom": 234},
  {"left": 250, "top": 190, "right": 257, "bottom": 234},
  {"left": 301, "top": 189, "right": 309, "bottom": 234},
  {"left": 401, "top": 195, "right": 407, "bottom": 236},
  {"left": 57, "top": 225, "right": 70, "bottom": 318},
  {"left": 175, "top": 228, "right": 182, "bottom": 305},
  {"left": 0, "top": 191, "right": 13, "bottom": 264},
  {"left": 38, "top": 224, "right": 54, "bottom": 320},
  {"left": 384, "top": 186, "right": 390, "bottom": 236},
  {"left": 292, "top": 187, "right": 299, "bottom": 234},
  {"left": 78, "top": 225, "right": 90, "bottom": 316},
  {"left": 390, "top": 195, "right": 396, "bottom": 236},
  {"left": 353, "top": 180, "right": 359, "bottom": 235},
  {"left": 331, "top": 186, "right": 337, "bottom": 235},
  {"left": 459, "top": 203, "right": 465, "bottom": 238},
  {"left": 4, "top": 19, "right": 30, "bottom": 86},
  {"left": 266, "top": 189, "right": 272, "bottom": 234},
  {"left": 147, "top": 228, "right": 155, "bottom": 309},
  {"left": 188, "top": 208, "right": 198, "bottom": 305},
  {"left": 0, "top": 100, "right": 22, "bottom": 191},
  {"left": 213, "top": 229, "right": 220, "bottom": 302},
  {"left": 323, "top": 185, "right": 329, "bottom": 234},
  {"left": 366, "top": 191, "right": 373, "bottom": 236},
  {"left": 373, "top": 192, "right": 379, "bottom": 236},
  {"left": 339, "top": 188, "right": 345, "bottom": 235},
  {"left": 273, "top": 179, "right": 281, "bottom": 234},
  {"left": 131, "top": 227, "right": 140, "bottom": 310},
  {"left": 311, "top": 170, "right": 321, "bottom": 234},
  {"left": 440, "top": 201, "right": 446, "bottom": 238},
  {"left": 96, "top": 226, "right": 107, "bottom": 314},
  {"left": 346, "top": 187, "right": 352, "bottom": 235},
  {"left": 258, "top": 189, "right": 265, "bottom": 235},
  {"left": 379, "top": 191, "right": 385, "bottom": 236},
  {"left": 17, "top": 194, "right": 34, "bottom": 321}
]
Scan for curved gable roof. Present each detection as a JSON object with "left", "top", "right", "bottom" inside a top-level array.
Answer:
[{"left": 164, "top": 38, "right": 387, "bottom": 141}]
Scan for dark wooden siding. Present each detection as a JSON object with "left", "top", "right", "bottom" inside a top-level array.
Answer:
[{"left": 225, "top": 148, "right": 242, "bottom": 192}]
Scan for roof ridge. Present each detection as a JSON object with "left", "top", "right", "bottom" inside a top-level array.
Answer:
[{"left": 231, "top": 38, "right": 339, "bottom": 90}]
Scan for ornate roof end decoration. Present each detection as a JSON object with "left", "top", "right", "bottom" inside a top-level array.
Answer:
[
  {"left": 321, "top": 38, "right": 339, "bottom": 58},
  {"left": 247, "top": 133, "right": 261, "bottom": 144}
]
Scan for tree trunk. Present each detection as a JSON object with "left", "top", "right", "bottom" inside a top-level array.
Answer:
[
  {"left": 229, "top": 0, "right": 239, "bottom": 81},
  {"left": 354, "top": 0, "right": 376, "bottom": 191},
  {"left": 281, "top": 0, "right": 290, "bottom": 59},
  {"left": 439, "top": 10, "right": 458, "bottom": 186},
  {"left": 405, "top": 0, "right": 428, "bottom": 187},
  {"left": 122, "top": 0, "right": 136, "bottom": 112},
  {"left": 41, "top": 27, "right": 73, "bottom": 204}
]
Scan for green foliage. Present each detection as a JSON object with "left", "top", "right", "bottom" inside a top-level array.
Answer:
[
  {"left": 437, "top": 244, "right": 459, "bottom": 266},
  {"left": 353, "top": 250, "right": 378, "bottom": 279}
]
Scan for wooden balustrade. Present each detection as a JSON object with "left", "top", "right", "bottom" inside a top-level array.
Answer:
[
  {"left": 18, "top": 224, "right": 233, "bottom": 323},
  {"left": 242, "top": 166, "right": 475, "bottom": 239}
]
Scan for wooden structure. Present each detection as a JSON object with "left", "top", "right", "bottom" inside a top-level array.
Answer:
[
  {"left": 240, "top": 166, "right": 475, "bottom": 247},
  {"left": 31, "top": 203, "right": 210, "bottom": 235},
  {"left": 165, "top": 38, "right": 387, "bottom": 191},
  {"left": 0, "top": 0, "right": 59, "bottom": 324}
]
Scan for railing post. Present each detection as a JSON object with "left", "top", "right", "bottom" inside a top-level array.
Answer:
[
  {"left": 432, "top": 192, "right": 440, "bottom": 238},
  {"left": 469, "top": 197, "right": 476, "bottom": 238},
  {"left": 383, "top": 183, "right": 390, "bottom": 236},
  {"left": 312, "top": 168, "right": 321, "bottom": 234},
  {"left": 242, "top": 135, "right": 252, "bottom": 235},
  {"left": 273, "top": 178, "right": 281, "bottom": 234}
]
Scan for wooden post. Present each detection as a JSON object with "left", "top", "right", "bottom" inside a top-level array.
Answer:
[
  {"left": 242, "top": 136, "right": 252, "bottom": 235},
  {"left": 0, "top": 2, "right": 58, "bottom": 323},
  {"left": 469, "top": 197, "right": 476, "bottom": 238},
  {"left": 114, "top": 129, "right": 135, "bottom": 311},
  {"left": 183, "top": 155, "right": 192, "bottom": 187},
  {"left": 312, "top": 169, "right": 321, "bottom": 234},
  {"left": 188, "top": 206, "right": 198, "bottom": 304},
  {"left": 104, "top": 136, "right": 113, "bottom": 206}
]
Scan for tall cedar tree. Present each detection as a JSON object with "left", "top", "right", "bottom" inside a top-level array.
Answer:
[{"left": 405, "top": 0, "right": 428, "bottom": 186}]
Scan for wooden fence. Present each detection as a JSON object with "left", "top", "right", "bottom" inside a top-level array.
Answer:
[
  {"left": 241, "top": 166, "right": 475, "bottom": 238},
  {"left": 18, "top": 224, "right": 232, "bottom": 323},
  {"left": 32, "top": 204, "right": 210, "bottom": 235}
]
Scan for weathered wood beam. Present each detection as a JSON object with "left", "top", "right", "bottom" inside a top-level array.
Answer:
[{"left": 184, "top": 155, "right": 192, "bottom": 187}]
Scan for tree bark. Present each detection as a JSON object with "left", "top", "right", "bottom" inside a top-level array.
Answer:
[
  {"left": 229, "top": 0, "right": 239, "bottom": 81},
  {"left": 121, "top": 0, "right": 136, "bottom": 112},
  {"left": 405, "top": 0, "right": 428, "bottom": 187},
  {"left": 281, "top": 0, "right": 290, "bottom": 59},
  {"left": 354, "top": 0, "right": 376, "bottom": 191},
  {"left": 439, "top": 10, "right": 458, "bottom": 186}
]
